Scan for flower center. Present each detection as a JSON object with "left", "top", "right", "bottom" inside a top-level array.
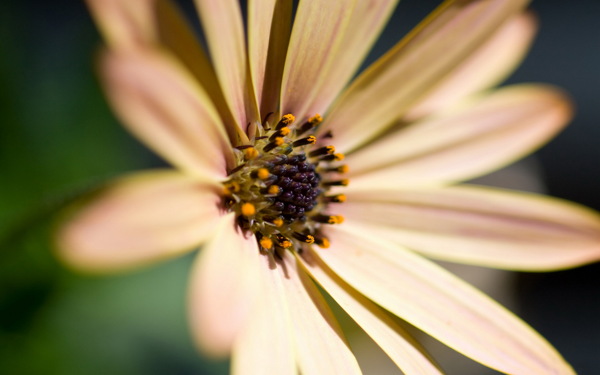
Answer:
[{"left": 222, "top": 114, "right": 348, "bottom": 252}]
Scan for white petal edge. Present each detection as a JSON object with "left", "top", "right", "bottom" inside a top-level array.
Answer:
[
  {"left": 337, "top": 185, "right": 600, "bottom": 271},
  {"left": 316, "top": 224, "right": 575, "bottom": 375},
  {"left": 319, "top": 0, "right": 530, "bottom": 154},
  {"left": 56, "top": 170, "right": 222, "bottom": 273},
  {"left": 280, "top": 252, "right": 362, "bottom": 375},
  {"left": 299, "top": 251, "right": 444, "bottom": 375},
  {"left": 194, "top": 0, "right": 258, "bottom": 132},
  {"left": 404, "top": 12, "right": 537, "bottom": 120},
  {"left": 188, "top": 213, "right": 262, "bottom": 358},
  {"left": 346, "top": 84, "right": 572, "bottom": 188},
  {"left": 232, "top": 251, "right": 296, "bottom": 375},
  {"left": 100, "top": 49, "right": 233, "bottom": 179},
  {"left": 280, "top": 0, "right": 357, "bottom": 121}
]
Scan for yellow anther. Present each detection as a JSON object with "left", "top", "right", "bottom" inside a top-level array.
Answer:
[
  {"left": 333, "top": 153, "right": 345, "bottom": 161},
  {"left": 260, "top": 237, "right": 273, "bottom": 250},
  {"left": 307, "top": 136, "right": 317, "bottom": 144},
  {"left": 333, "top": 194, "right": 347, "bottom": 203},
  {"left": 280, "top": 240, "right": 292, "bottom": 248},
  {"left": 305, "top": 235, "right": 315, "bottom": 244},
  {"left": 331, "top": 215, "right": 345, "bottom": 224},
  {"left": 309, "top": 114, "right": 323, "bottom": 124},
  {"left": 274, "top": 137, "right": 284, "bottom": 146},
  {"left": 244, "top": 147, "right": 258, "bottom": 160},
  {"left": 279, "top": 127, "right": 290, "bottom": 136},
  {"left": 223, "top": 181, "right": 240, "bottom": 195},
  {"left": 257, "top": 168, "right": 270, "bottom": 180},
  {"left": 316, "top": 237, "right": 330, "bottom": 249},
  {"left": 282, "top": 114, "right": 295, "bottom": 125},
  {"left": 241, "top": 203, "right": 256, "bottom": 216},
  {"left": 268, "top": 185, "right": 280, "bottom": 195},
  {"left": 273, "top": 218, "right": 284, "bottom": 227},
  {"left": 336, "top": 165, "right": 349, "bottom": 174}
]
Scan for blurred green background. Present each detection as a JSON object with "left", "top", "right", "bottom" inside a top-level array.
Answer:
[{"left": 1, "top": 0, "right": 599, "bottom": 374}]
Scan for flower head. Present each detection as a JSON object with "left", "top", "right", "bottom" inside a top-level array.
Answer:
[{"left": 57, "top": 0, "right": 600, "bottom": 373}]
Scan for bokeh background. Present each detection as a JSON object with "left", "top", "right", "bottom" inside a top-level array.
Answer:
[{"left": 1, "top": 0, "right": 599, "bottom": 374}]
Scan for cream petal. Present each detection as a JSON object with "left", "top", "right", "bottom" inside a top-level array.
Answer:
[
  {"left": 304, "top": 0, "right": 400, "bottom": 117},
  {"left": 280, "top": 252, "right": 362, "bottom": 375},
  {"left": 405, "top": 12, "right": 537, "bottom": 120},
  {"left": 320, "top": 0, "right": 530, "bottom": 154},
  {"left": 337, "top": 185, "right": 600, "bottom": 271},
  {"left": 317, "top": 224, "right": 575, "bottom": 375},
  {"left": 299, "top": 251, "right": 444, "bottom": 375},
  {"left": 194, "top": 0, "right": 259, "bottom": 132},
  {"left": 188, "top": 213, "right": 261, "bottom": 358},
  {"left": 86, "top": 0, "right": 243, "bottom": 144},
  {"left": 346, "top": 84, "right": 572, "bottom": 188},
  {"left": 248, "top": 0, "right": 293, "bottom": 117},
  {"left": 280, "top": 0, "right": 357, "bottom": 121},
  {"left": 55, "top": 170, "right": 222, "bottom": 272},
  {"left": 232, "top": 252, "right": 296, "bottom": 375},
  {"left": 100, "top": 49, "right": 233, "bottom": 179}
]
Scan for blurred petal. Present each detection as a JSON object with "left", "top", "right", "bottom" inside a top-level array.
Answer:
[
  {"left": 56, "top": 170, "right": 221, "bottom": 272},
  {"left": 304, "top": 0, "right": 400, "bottom": 116},
  {"left": 248, "top": 0, "right": 293, "bottom": 116},
  {"left": 100, "top": 49, "right": 233, "bottom": 179},
  {"left": 320, "top": 0, "right": 529, "bottom": 153},
  {"left": 406, "top": 12, "right": 537, "bottom": 120},
  {"left": 232, "top": 252, "right": 296, "bottom": 375},
  {"left": 347, "top": 85, "right": 572, "bottom": 188},
  {"left": 86, "top": 0, "right": 242, "bottom": 143},
  {"left": 189, "top": 213, "right": 261, "bottom": 358},
  {"left": 338, "top": 185, "right": 600, "bottom": 271},
  {"left": 317, "top": 225, "right": 575, "bottom": 375},
  {"left": 280, "top": 0, "right": 356, "bottom": 120},
  {"left": 195, "top": 0, "right": 258, "bottom": 131},
  {"left": 299, "top": 251, "right": 444, "bottom": 375},
  {"left": 280, "top": 253, "right": 362, "bottom": 375}
]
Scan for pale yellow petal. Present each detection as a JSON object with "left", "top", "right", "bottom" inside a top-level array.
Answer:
[
  {"left": 317, "top": 224, "right": 575, "bottom": 374},
  {"left": 405, "top": 12, "right": 537, "bottom": 120},
  {"left": 299, "top": 251, "right": 444, "bottom": 375},
  {"left": 248, "top": 0, "right": 293, "bottom": 117},
  {"left": 320, "top": 0, "right": 530, "bottom": 154},
  {"left": 338, "top": 185, "right": 600, "bottom": 271},
  {"left": 304, "top": 0, "right": 400, "bottom": 117},
  {"left": 232, "top": 252, "right": 296, "bottom": 375},
  {"left": 194, "top": 0, "right": 258, "bottom": 132},
  {"left": 188, "top": 213, "right": 261, "bottom": 358},
  {"left": 55, "top": 170, "right": 221, "bottom": 272},
  {"left": 346, "top": 84, "right": 572, "bottom": 188},
  {"left": 100, "top": 49, "right": 233, "bottom": 179},
  {"left": 280, "top": 0, "right": 357, "bottom": 121},
  {"left": 86, "top": 0, "right": 243, "bottom": 143},
  {"left": 280, "top": 252, "right": 362, "bottom": 375}
]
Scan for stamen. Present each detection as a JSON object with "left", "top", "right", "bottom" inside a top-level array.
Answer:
[
  {"left": 223, "top": 181, "right": 241, "bottom": 195},
  {"left": 276, "top": 114, "right": 295, "bottom": 129},
  {"left": 241, "top": 203, "right": 256, "bottom": 216},
  {"left": 312, "top": 214, "right": 344, "bottom": 224},
  {"left": 269, "top": 127, "right": 290, "bottom": 140},
  {"left": 263, "top": 137, "right": 285, "bottom": 152},
  {"left": 292, "top": 136, "right": 317, "bottom": 147},
  {"left": 325, "top": 194, "right": 347, "bottom": 203},
  {"left": 319, "top": 153, "right": 344, "bottom": 162},
  {"left": 323, "top": 179, "right": 349, "bottom": 187},
  {"left": 253, "top": 168, "right": 270, "bottom": 180},
  {"left": 297, "top": 114, "right": 323, "bottom": 136},
  {"left": 244, "top": 147, "right": 259, "bottom": 160},
  {"left": 292, "top": 232, "right": 315, "bottom": 244},
  {"left": 309, "top": 146, "right": 335, "bottom": 157},
  {"left": 260, "top": 237, "right": 274, "bottom": 250},
  {"left": 324, "top": 165, "right": 349, "bottom": 174},
  {"left": 267, "top": 185, "right": 280, "bottom": 195},
  {"left": 315, "top": 237, "right": 330, "bottom": 248}
]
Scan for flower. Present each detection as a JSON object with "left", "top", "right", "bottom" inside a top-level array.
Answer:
[{"left": 56, "top": 0, "right": 600, "bottom": 374}]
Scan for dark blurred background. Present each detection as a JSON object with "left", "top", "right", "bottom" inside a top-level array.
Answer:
[{"left": 1, "top": 0, "right": 598, "bottom": 374}]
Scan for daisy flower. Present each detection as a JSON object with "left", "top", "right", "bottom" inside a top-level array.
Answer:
[{"left": 57, "top": 0, "right": 600, "bottom": 374}]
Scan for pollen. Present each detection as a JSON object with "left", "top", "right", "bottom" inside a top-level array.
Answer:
[
  {"left": 241, "top": 203, "right": 256, "bottom": 216},
  {"left": 222, "top": 113, "right": 347, "bottom": 256}
]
